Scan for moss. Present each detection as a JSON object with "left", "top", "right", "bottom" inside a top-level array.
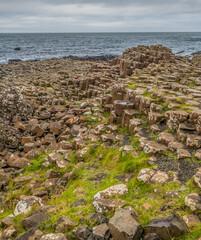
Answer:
[{"left": 126, "top": 84, "right": 137, "bottom": 90}]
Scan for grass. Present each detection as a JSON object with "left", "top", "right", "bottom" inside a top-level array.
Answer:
[{"left": 1, "top": 130, "right": 201, "bottom": 239}]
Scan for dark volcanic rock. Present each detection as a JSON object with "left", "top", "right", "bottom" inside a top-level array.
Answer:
[
  {"left": 8, "top": 59, "right": 22, "bottom": 63},
  {"left": 144, "top": 214, "right": 188, "bottom": 240}
]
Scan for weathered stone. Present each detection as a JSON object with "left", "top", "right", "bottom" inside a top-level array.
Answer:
[
  {"left": 14, "top": 196, "right": 43, "bottom": 215},
  {"left": 31, "top": 124, "right": 45, "bottom": 137},
  {"left": 1, "top": 225, "right": 17, "bottom": 238},
  {"left": 40, "top": 233, "right": 67, "bottom": 240},
  {"left": 73, "top": 225, "right": 93, "bottom": 240},
  {"left": 138, "top": 169, "right": 169, "bottom": 184},
  {"left": 93, "top": 184, "right": 128, "bottom": 213},
  {"left": 88, "top": 213, "right": 108, "bottom": 225},
  {"left": 23, "top": 212, "right": 49, "bottom": 230},
  {"left": 194, "top": 168, "right": 201, "bottom": 189},
  {"left": 93, "top": 223, "right": 111, "bottom": 240},
  {"left": 183, "top": 214, "right": 201, "bottom": 227},
  {"left": 108, "top": 209, "right": 143, "bottom": 240},
  {"left": 56, "top": 216, "right": 77, "bottom": 232},
  {"left": 7, "top": 155, "right": 30, "bottom": 168},
  {"left": 144, "top": 214, "right": 188, "bottom": 240},
  {"left": 186, "top": 134, "right": 201, "bottom": 149},
  {"left": 177, "top": 148, "right": 191, "bottom": 159},
  {"left": 185, "top": 193, "right": 201, "bottom": 211},
  {"left": 143, "top": 141, "right": 168, "bottom": 155},
  {"left": 1, "top": 214, "right": 14, "bottom": 227}
]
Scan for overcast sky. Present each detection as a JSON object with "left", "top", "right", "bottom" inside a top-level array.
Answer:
[{"left": 0, "top": 0, "right": 201, "bottom": 32}]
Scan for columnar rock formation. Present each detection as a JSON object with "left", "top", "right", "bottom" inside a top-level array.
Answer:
[{"left": 0, "top": 45, "right": 201, "bottom": 240}]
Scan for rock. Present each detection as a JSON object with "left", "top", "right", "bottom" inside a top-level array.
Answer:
[
  {"left": 108, "top": 209, "right": 143, "bottom": 240},
  {"left": 50, "top": 122, "right": 62, "bottom": 135},
  {"left": 28, "top": 229, "right": 43, "bottom": 240},
  {"left": 1, "top": 225, "right": 17, "bottom": 238},
  {"left": 88, "top": 213, "right": 108, "bottom": 225},
  {"left": 143, "top": 233, "right": 161, "bottom": 240},
  {"left": 73, "top": 225, "right": 93, "bottom": 240},
  {"left": 183, "top": 214, "right": 201, "bottom": 227},
  {"left": 14, "top": 227, "right": 38, "bottom": 240},
  {"left": 157, "top": 132, "right": 175, "bottom": 145},
  {"left": 150, "top": 171, "right": 169, "bottom": 184},
  {"left": 31, "top": 124, "right": 45, "bottom": 137},
  {"left": 93, "top": 184, "right": 128, "bottom": 213},
  {"left": 166, "top": 191, "right": 181, "bottom": 199},
  {"left": 177, "top": 148, "right": 191, "bottom": 159},
  {"left": 144, "top": 214, "right": 188, "bottom": 240},
  {"left": 185, "top": 193, "right": 201, "bottom": 211},
  {"left": 22, "top": 212, "right": 49, "bottom": 230},
  {"left": 13, "top": 176, "right": 32, "bottom": 185},
  {"left": 1, "top": 214, "right": 14, "bottom": 227},
  {"left": 21, "top": 136, "right": 35, "bottom": 146},
  {"left": 194, "top": 168, "right": 201, "bottom": 189},
  {"left": 14, "top": 196, "right": 43, "bottom": 215},
  {"left": 137, "top": 168, "right": 155, "bottom": 183},
  {"left": 56, "top": 216, "right": 77, "bottom": 232},
  {"left": 195, "top": 149, "right": 201, "bottom": 160},
  {"left": 48, "top": 152, "right": 62, "bottom": 164},
  {"left": 75, "top": 147, "right": 89, "bottom": 160},
  {"left": 46, "top": 169, "right": 62, "bottom": 179},
  {"left": 143, "top": 141, "right": 168, "bottom": 155},
  {"left": 137, "top": 169, "right": 169, "bottom": 184},
  {"left": 186, "top": 134, "right": 201, "bottom": 149},
  {"left": 40, "top": 233, "right": 67, "bottom": 240},
  {"left": 72, "top": 198, "right": 86, "bottom": 207},
  {"left": 7, "top": 155, "right": 30, "bottom": 168},
  {"left": 93, "top": 223, "right": 111, "bottom": 240},
  {"left": 0, "top": 123, "right": 21, "bottom": 151}
]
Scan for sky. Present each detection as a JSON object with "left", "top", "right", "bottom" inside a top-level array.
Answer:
[{"left": 0, "top": 0, "right": 201, "bottom": 32}]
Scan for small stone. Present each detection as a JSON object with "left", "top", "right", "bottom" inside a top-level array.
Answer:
[{"left": 56, "top": 216, "right": 77, "bottom": 232}]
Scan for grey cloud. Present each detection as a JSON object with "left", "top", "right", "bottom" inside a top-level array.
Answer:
[{"left": 0, "top": 0, "right": 200, "bottom": 32}]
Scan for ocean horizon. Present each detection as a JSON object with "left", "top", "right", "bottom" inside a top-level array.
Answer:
[{"left": 0, "top": 32, "right": 201, "bottom": 64}]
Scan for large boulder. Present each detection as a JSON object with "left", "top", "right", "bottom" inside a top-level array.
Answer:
[
  {"left": 108, "top": 209, "right": 143, "bottom": 240},
  {"left": 144, "top": 214, "right": 188, "bottom": 240}
]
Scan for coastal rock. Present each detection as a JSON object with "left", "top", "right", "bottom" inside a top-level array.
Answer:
[
  {"left": 40, "top": 233, "right": 67, "bottom": 240},
  {"left": 144, "top": 214, "right": 188, "bottom": 240},
  {"left": 93, "top": 184, "right": 128, "bottom": 213},
  {"left": 56, "top": 216, "right": 77, "bottom": 232},
  {"left": 14, "top": 196, "right": 43, "bottom": 215},
  {"left": 185, "top": 193, "right": 201, "bottom": 211},
  {"left": 108, "top": 209, "right": 143, "bottom": 240}
]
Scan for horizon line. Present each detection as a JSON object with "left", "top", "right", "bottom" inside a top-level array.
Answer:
[{"left": 0, "top": 31, "right": 201, "bottom": 34}]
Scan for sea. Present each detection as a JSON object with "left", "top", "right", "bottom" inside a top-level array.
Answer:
[{"left": 0, "top": 32, "right": 201, "bottom": 64}]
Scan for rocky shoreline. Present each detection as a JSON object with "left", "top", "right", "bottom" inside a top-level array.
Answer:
[{"left": 0, "top": 45, "right": 201, "bottom": 240}]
